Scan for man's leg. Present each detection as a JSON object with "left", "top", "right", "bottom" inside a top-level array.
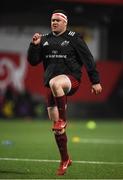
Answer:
[
  {"left": 46, "top": 79, "right": 72, "bottom": 175},
  {"left": 49, "top": 75, "right": 71, "bottom": 164},
  {"left": 47, "top": 75, "right": 80, "bottom": 175}
]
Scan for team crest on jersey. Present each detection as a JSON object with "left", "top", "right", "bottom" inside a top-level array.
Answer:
[
  {"left": 61, "top": 40, "right": 69, "bottom": 46},
  {"left": 43, "top": 41, "right": 49, "bottom": 46}
]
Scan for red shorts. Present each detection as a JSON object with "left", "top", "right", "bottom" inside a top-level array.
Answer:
[{"left": 45, "top": 75, "right": 80, "bottom": 107}]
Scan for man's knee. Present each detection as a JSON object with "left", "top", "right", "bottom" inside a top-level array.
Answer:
[{"left": 49, "top": 79, "right": 61, "bottom": 91}]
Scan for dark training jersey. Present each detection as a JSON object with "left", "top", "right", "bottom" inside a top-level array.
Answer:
[{"left": 27, "top": 30, "right": 100, "bottom": 87}]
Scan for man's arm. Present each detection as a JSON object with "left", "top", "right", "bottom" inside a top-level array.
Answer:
[
  {"left": 75, "top": 35, "right": 102, "bottom": 94},
  {"left": 27, "top": 33, "right": 42, "bottom": 66}
]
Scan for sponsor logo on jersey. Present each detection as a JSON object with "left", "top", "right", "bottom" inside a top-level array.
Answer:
[{"left": 46, "top": 54, "right": 67, "bottom": 59}]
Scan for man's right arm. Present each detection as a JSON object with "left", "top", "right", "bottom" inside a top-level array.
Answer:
[{"left": 27, "top": 33, "right": 42, "bottom": 66}]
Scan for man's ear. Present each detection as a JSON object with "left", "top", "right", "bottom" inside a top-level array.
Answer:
[{"left": 64, "top": 21, "right": 67, "bottom": 26}]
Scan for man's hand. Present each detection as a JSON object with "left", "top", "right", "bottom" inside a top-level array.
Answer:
[
  {"left": 91, "top": 83, "right": 102, "bottom": 95},
  {"left": 32, "top": 33, "right": 42, "bottom": 45}
]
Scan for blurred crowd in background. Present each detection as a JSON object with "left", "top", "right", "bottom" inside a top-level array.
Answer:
[
  {"left": 0, "top": 85, "right": 46, "bottom": 119},
  {"left": 0, "top": 0, "right": 123, "bottom": 119}
]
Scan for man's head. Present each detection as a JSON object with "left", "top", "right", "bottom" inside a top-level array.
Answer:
[{"left": 51, "top": 10, "right": 68, "bottom": 35}]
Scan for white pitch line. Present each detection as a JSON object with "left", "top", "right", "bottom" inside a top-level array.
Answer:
[
  {"left": 0, "top": 157, "right": 123, "bottom": 165},
  {"left": 79, "top": 138, "right": 123, "bottom": 144},
  {"left": 72, "top": 138, "right": 123, "bottom": 145}
]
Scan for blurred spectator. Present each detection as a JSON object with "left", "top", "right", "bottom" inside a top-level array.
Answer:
[
  {"left": 1, "top": 85, "right": 16, "bottom": 118},
  {"left": 14, "top": 91, "right": 34, "bottom": 118}
]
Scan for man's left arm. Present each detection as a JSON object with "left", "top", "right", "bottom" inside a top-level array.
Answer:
[{"left": 75, "top": 35, "right": 102, "bottom": 94}]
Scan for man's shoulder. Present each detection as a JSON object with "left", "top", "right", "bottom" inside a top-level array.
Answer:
[
  {"left": 41, "top": 33, "right": 53, "bottom": 45},
  {"left": 65, "top": 30, "right": 81, "bottom": 39},
  {"left": 42, "top": 32, "right": 52, "bottom": 39}
]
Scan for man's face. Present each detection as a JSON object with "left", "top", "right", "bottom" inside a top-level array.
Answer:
[{"left": 51, "top": 14, "right": 67, "bottom": 34}]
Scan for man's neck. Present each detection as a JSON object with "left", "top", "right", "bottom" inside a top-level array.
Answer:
[{"left": 53, "top": 29, "right": 66, "bottom": 36}]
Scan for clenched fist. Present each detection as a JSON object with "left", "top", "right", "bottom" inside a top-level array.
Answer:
[
  {"left": 32, "top": 33, "right": 42, "bottom": 45},
  {"left": 91, "top": 83, "right": 102, "bottom": 95}
]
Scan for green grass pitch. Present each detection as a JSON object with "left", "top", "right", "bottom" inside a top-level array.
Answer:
[{"left": 0, "top": 119, "right": 123, "bottom": 179}]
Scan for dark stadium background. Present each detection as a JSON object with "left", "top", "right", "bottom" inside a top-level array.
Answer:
[{"left": 0, "top": 0, "right": 123, "bottom": 119}]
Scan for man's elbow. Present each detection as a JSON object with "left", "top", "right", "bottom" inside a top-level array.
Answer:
[
  {"left": 27, "top": 56, "right": 37, "bottom": 66},
  {"left": 28, "top": 61, "right": 38, "bottom": 66}
]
